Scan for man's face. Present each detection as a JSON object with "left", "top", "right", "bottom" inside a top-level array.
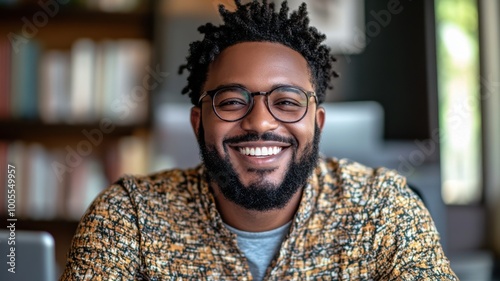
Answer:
[{"left": 191, "top": 42, "right": 325, "bottom": 211}]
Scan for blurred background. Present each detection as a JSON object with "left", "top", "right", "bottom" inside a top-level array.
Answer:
[{"left": 0, "top": 0, "right": 498, "bottom": 280}]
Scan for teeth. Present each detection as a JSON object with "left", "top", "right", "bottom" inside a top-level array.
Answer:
[{"left": 239, "top": 146, "right": 282, "bottom": 156}]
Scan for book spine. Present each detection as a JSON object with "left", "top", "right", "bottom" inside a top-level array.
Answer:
[
  {"left": 0, "top": 40, "right": 11, "bottom": 119},
  {"left": 10, "top": 40, "right": 41, "bottom": 120},
  {"left": 70, "top": 38, "right": 96, "bottom": 123}
]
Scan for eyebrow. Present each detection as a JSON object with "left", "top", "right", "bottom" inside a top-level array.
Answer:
[
  {"left": 210, "top": 83, "right": 246, "bottom": 91},
  {"left": 210, "top": 82, "right": 309, "bottom": 92}
]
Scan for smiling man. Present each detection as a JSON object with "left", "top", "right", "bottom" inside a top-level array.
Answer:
[
  {"left": 61, "top": 1, "right": 458, "bottom": 280},
  {"left": 192, "top": 42, "right": 323, "bottom": 230}
]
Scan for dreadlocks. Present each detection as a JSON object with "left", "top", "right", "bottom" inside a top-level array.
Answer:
[{"left": 178, "top": 0, "right": 339, "bottom": 105}]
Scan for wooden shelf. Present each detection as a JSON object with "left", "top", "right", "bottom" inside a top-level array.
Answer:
[
  {"left": 0, "top": 120, "right": 151, "bottom": 142},
  {"left": 0, "top": 3, "right": 154, "bottom": 47},
  {"left": 0, "top": 6, "right": 150, "bottom": 19},
  {"left": 0, "top": 216, "right": 79, "bottom": 229}
]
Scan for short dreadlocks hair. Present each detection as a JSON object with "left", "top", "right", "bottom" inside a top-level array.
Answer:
[{"left": 178, "top": 0, "right": 338, "bottom": 106}]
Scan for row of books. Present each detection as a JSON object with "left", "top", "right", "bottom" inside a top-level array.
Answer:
[
  {"left": 0, "top": 136, "right": 151, "bottom": 221},
  {"left": 0, "top": 38, "right": 151, "bottom": 124}
]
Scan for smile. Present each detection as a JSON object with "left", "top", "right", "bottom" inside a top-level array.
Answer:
[{"left": 238, "top": 146, "right": 282, "bottom": 156}]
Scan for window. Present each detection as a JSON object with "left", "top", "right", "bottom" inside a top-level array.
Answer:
[{"left": 435, "top": 0, "right": 482, "bottom": 204}]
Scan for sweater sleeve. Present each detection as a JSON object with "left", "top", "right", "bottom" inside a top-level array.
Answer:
[
  {"left": 373, "top": 172, "right": 458, "bottom": 280},
  {"left": 59, "top": 183, "right": 141, "bottom": 280}
]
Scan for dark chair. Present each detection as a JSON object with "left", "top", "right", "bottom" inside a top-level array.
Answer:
[{"left": 407, "top": 183, "right": 426, "bottom": 207}]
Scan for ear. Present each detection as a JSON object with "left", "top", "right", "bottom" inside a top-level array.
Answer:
[
  {"left": 315, "top": 106, "right": 325, "bottom": 132},
  {"left": 190, "top": 106, "right": 201, "bottom": 139}
]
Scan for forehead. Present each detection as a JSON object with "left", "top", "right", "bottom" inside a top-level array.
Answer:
[{"left": 204, "top": 42, "right": 312, "bottom": 91}]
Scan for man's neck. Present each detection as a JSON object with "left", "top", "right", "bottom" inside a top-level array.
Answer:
[{"left": 211, "top": 186, "right": 303, "bottom": 232}]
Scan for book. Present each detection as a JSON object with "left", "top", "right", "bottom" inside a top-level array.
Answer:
[
  {"left": 39, "top": 50, "right": 71, "bottom": 123},
  {"left": 10, "top": 40, "right": 40, "bottom": 120},
  {"left": 51, "top": 148, "right": 69, "bottom": 219},
  {"left": 66, "top": 156, "right": 107, "bottom": 220},
  {"left": 0, "top": 40, "right": 11, "bottom": 119},
  {"left": 100, "top": 40, "right": 119, "bottom": 122},
  {"left": 6, "top": 141, "right": 27, "bottom": 218},
  {"left": 6, "top": 38, "right": 151, "bottom": 124},
  {"left": 117, "top": 135, "right": 150, "bottom": 176},
  {"left": 25, "top": 143, "right": 49, "bottom": 219},
  {"left": 102, "top": 39, "right": 151, "bottom": 124},
  {"left": 70, "top": 38, "right": 96, "bottom": 123},
  {"left": 1, "top": 135, "right": 155, "bottom": 220}
]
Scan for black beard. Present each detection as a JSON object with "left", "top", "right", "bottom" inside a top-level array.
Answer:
[{"left": 197, "top": 122, "right": 321, "bottom": 211}]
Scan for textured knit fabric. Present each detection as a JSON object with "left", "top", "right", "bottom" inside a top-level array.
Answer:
[
  {"left": 60, "top": 157, "right": 458, "bottom": 280},
  {"left": 225, "top": 221, "right": 292, "bottom": 281}
]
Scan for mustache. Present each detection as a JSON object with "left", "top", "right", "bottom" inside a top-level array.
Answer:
[{"left": 223, "top": 132, "right": 297, "bottom": 147}]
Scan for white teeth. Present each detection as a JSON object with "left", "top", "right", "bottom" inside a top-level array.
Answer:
[
  {"left": 238, "top": 146, "right": 282, "bottom": 156},
  {"left": 262, "top": 147, "right": 268, "bottom": 155}
]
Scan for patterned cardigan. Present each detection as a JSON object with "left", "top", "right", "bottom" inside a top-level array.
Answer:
[{"left": 60, "top": 157, "right": 458, "bottom": 280}]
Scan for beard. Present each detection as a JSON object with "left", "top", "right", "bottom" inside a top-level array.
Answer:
[{"left": 197, "top": 122, "right": 321, "bottom": 211}]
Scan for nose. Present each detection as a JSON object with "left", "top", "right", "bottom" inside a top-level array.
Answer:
[{"left": 240, "top": 96, "right": 279, "bottom": 133}]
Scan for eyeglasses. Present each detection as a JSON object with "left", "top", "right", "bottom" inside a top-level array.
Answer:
[{"left": 198, "top": 85, "right": 317, "bottom": 123}]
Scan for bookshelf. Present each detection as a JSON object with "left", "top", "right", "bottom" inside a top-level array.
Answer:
[{"left": 0, "top": 0, "right": 156, "bottom": 272}]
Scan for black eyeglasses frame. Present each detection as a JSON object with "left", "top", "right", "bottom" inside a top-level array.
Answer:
[{"left": 198, "top": 85, "right": 317, "bottom": 123}]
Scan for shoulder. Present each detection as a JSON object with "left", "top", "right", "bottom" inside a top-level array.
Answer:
[
  {"left": 317, "top": 157, "right": 428, "bottom": 221},
  {"left": 336, "top": 158, "right": 406, "bottom": 188},
  {"left": 323, "top": 157, "right": 432, "bottom": 231},
  {"left": 320, "top": 157, "right": 410, "bottom": 204},
  {"left": 315, "top": 158, "right": 455, "bottom": 278},
  {"left": 85, "top": 165, "right": 203, "bottom": 222},
  {"left": 114, "top": 165, "right": 203, "bottom": 201}
]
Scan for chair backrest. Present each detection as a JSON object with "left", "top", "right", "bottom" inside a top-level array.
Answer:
[
  {"left": 407, "top": 183, "right": 426, "bottom": 205},
  {"left": 0, "top": 230, "right": 56, "bottom": 281},
  {"left": 319, "top": 101, "right": 384, "bottom": 165}
]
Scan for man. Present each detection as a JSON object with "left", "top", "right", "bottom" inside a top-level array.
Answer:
[{"left": 61, "top": 1, "right": 458, "bottom": 280}]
